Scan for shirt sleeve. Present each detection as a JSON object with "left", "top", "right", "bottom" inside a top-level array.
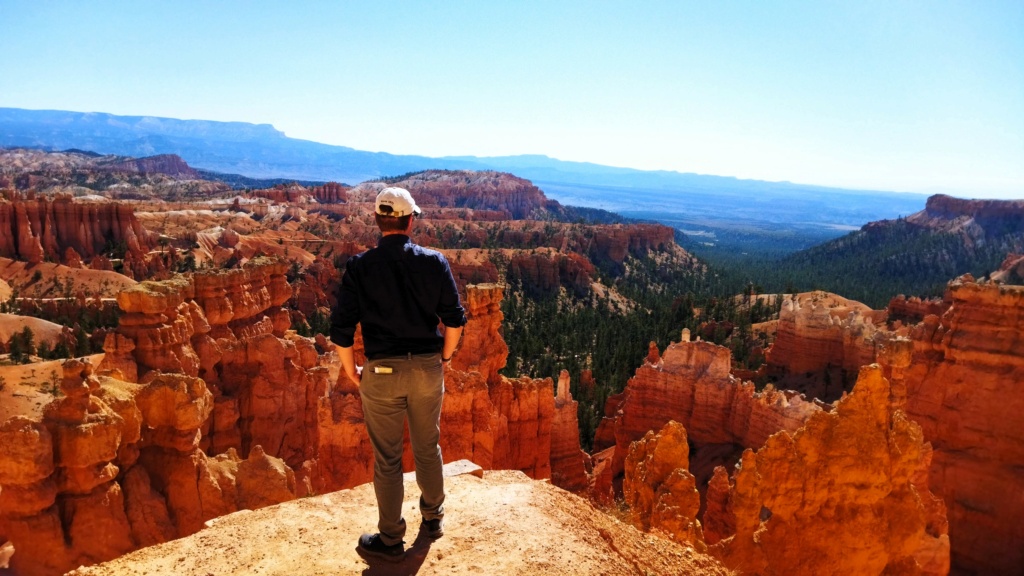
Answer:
[
  {"left": 436, "top": 254, "right": 468, "bottom": 328},
  {"left": 329, "top": 257, "right": 360, "bottom": 347}
]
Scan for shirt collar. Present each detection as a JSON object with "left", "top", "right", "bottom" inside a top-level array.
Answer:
[{"left": 378, "top": 234, "right": 411, "bottom": 248}]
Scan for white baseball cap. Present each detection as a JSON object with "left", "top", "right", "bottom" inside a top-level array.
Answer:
[{"left": 375, "top": 187, "right": 421, "bottom": 217}]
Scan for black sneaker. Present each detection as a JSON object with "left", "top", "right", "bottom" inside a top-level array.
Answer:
[
  {"left": 422, "top": 517, "right": 444, "bottom": 539},
  {"left": 357, "top": 533, "right": 405, "bottom": 562}
]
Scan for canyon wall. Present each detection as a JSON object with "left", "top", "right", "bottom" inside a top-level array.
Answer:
[
  {"left": 759, "top": 277, "right": 1024, "bottom": 574},
  {"left": 611, "top": 340, "right": 950, "bottom": 573},
  {"left": 0, "top": 359, "right": 296, "bottom": 576},
  {"left": 594, "top": 333, "right": 821, "bottom": 502},
  {"left": 103, "top": 154, "right": 201, "bottom": 179},
  {"left": 0, "top": 197, "right": 155, "bottom": 265},
  {"left": 764, "top": 291, "right": 884, "bottom": 401},
  {"left": 359, "top": 171, "right": 551, "bottom": 220},
  {"left": 901, "top": 277, "right": 1024, "bottom": 575},
  {"left": 704, "top": 365, "right": 949, "bottom": 575},
  {"left": 252, "top": 182, "right": 348, "bottom": 204}
]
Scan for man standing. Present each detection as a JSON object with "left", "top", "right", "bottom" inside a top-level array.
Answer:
[{"left": 330, "top": 187, "right": 466, "bottom": 562}]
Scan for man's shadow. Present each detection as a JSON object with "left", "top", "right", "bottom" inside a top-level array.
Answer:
[{"left": 358, "top": 527, "right": 434, "bottom": 576}]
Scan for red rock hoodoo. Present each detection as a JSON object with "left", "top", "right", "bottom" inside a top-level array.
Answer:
[{"left": 704, "top": 365, "right": 949, "bottom": 575}]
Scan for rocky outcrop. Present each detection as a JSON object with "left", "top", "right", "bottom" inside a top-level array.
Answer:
[
  {"left": 888, "top": 294, "right": 951, "bottom": 325},
  {"left": 350, "top": 171, "right": 551, "bottom": 220},
  {"left": 103, "top": 154, "right": 201, "bottom": 179},
  {"left": 0, "top": 358, "right": 297, "bottom": 575},
  {"left": 507, "top": 250, "right": 594, "bottom": 297},
  {"left": 101, "top": 258, "right": 331, "bottom": 471},
  {"left": 901, "top": 276, "right": 1024, "bottom": 574},
  {"left": 623, "top": 420, "right": 704, "bottom": 548},
  {"left": 594, "top": 334, "right": 821, "bottom": 502},
  {"left": 992, "top": 252, "right": 1024, "bottom": 284},
  {"left": 0, "top": 196, "right": 155, "bottom": 265},
  {"left": 591, "top": 224, "right": 675, "bottom": 264},
  {"left": 764, "top": 291, "right": 884, "bottom": 401},
  {"left": 705, "top": 365, "right": 949, "bottom": 575},
  {"left": 908, "top": 194, "right": 1024, "bottom": 231},
  {"left": 67, "top": 468, "right": 732, "bottom": 576},
  {"left": 455, "top": 283, "right": 508, "bottom": 384},
  {"left": 251, "top": 182, "right": 348, "bottom": 204},
  {"left": 550, "top": 370, "right": 590, "bottom": 493}
]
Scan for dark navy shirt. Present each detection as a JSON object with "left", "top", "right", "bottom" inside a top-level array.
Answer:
[{"left": 330, "top": 234, "right": 467, "bottom": 359}]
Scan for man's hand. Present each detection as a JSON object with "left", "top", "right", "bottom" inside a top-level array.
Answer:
[
  {"left": 442, "top": 325, "right": 463, "bottom": 366},
  {"left": 337, "top": 345, "right": 362, "bottom": 385}
]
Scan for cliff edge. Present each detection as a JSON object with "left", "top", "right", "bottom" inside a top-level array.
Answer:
[{"left": 69, "top": 463, "right": 731, "bottom": 576}]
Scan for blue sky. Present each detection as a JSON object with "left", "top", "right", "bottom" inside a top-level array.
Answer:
[{"left": 1, "top": 1, "right": 1021, "bottom": 198}]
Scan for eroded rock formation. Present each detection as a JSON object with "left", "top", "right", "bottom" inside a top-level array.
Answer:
[
  {"left": 101, "top": 258, "right": 332, "bottom": 471},
  {"left": 765, "top": 291, "right": 884, "bottom": 401},
  {"left": 0, "top": 196, "right": 155, "bottom": 265},
  {"left": 103, "top": 154, "right": 201, "bottom": 179},
  {"left": 623, "top": 420, "right": 704, "bottom": 549},
  {"left": 0, "top": 358, "right": 296, "bottom": 576},
  {"left": 594, "top": 335, "right": 821, "bottom": 502},
  {"left": 349, "top": 171, "right": 551, "bottom": 220},
  {"left": 705, "top": 365, "right": 949, "bottom": 575},
  {"left": 901, "top": 277, "right": 1024, "bottom": 574}
]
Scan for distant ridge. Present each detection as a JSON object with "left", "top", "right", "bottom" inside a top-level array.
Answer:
[
  {"left": 774, "top": 194, "right": 1024, "bottom": 307},
  {"left": 0, "top": 107, "right": 928, "bottom": 252},
  {"left": 1, "top": 107, "right": 914, "bottom": 196}
]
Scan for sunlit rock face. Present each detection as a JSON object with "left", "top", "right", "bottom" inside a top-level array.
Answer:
[
  {"left": 902, "top": 277, "right": 1024, "bottom": 575},
  {"left": 0, "top": 196, "right": 155, "bottom": 265},
  {"left": 593, "top": 337, "right": 820, "bottom": 503},
  {"left": 101, "top": 258, "right": 331, "bottom": 470},
  {"left": 0, "top": 359, "right": 296, "bottom": 576},
  {"left": 704, "top": 365, "right": 949, "bottom": 576},
  {"left": 623, "top": 420, "right": 704, "bottom": 549},
  {"left": 764, "top": 291, "right": 882, "bottom": 402}
]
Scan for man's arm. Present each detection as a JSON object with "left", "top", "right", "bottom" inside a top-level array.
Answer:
[
  {"left": 442, "top": 325, "right": 463, "bottom": 363},
  {"left": 337, "top": 345, "right": 361, "bottom": 384}
]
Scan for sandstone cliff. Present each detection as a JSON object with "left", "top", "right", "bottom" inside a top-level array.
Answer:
[
  {"left": 901, "top": 276, "right": 1024, "bottom": 574},
  {"left": 594, "top": 333, "right": 820, "bottom": 504},
  {"left": 251, "top": 182, "right": 348, "bottom": 204},
  {"left": 0, "top": 358, "right": 296, "bottom": 576},
  {"left": 764, "top": 291, "right": 884, "bottom": 401},
  {"left": 754, "top": 275, "right": 1024, "bottom": 574},
  {"left": 348, "top": 171, "right": 551, "bottom": 220},
  {"left": 616, "top": 365, "right": 949, "bottom": 575},
  {"left": 0, "top": 196, "right": 155, "bottom": 265},
  {"left": 102, "top": 154, "right": 201, "bottom": 179},
  {"left": 704, "top": 365, "right": 948, "bottom": 575},
  {"left": 906, "top": 194, "right": 1024, "bottom": 233}
]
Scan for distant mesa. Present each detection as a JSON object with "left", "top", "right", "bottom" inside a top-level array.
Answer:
[{"left": 101, "top": 154, "right": 201, "bottom": 179}]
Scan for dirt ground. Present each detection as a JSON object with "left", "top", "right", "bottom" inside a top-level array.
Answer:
[{"left": 68, "top": 467, "right": 731, "bottom": 576}]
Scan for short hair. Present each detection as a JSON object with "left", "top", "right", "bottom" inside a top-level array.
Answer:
[{"left": 375, "top": 212, "right": 412, "bottom": 233}]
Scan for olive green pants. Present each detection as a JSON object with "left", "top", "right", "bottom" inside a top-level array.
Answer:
[{"left": 359, "top": 352, "right": 446, "bottom": 546}]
